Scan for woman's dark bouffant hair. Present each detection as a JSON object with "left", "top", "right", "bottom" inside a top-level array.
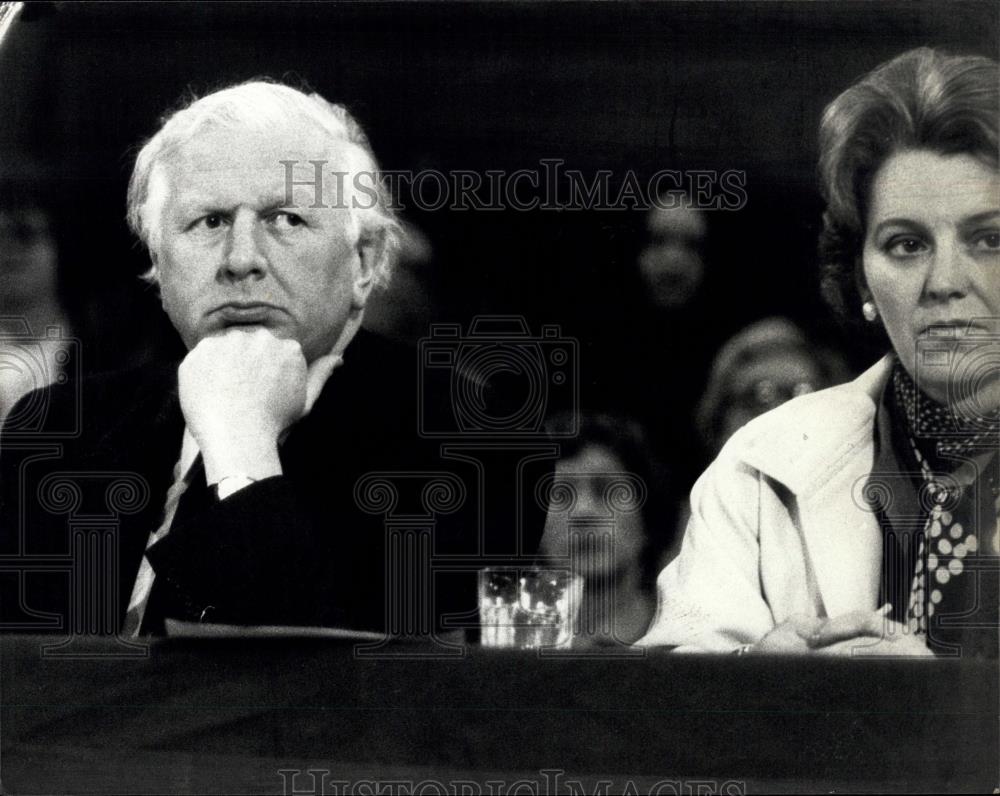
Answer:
[
  {"left": 817, "top": 47, "right": 999, "bottom": 342},
  {"left": 545, "top": 412, "right": 678, "bottom": 589}
]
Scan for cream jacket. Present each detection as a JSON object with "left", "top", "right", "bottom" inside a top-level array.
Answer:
[{"left": 638, "top": 357, "right": 896, "bottom": 652}]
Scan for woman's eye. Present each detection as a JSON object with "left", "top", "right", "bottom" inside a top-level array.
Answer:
[
  {"left": 885, "top": 236, "right": 927, "bottom": 257},
  {"left": 971, "top": 230, "right": 1000, "bottom": 252}
]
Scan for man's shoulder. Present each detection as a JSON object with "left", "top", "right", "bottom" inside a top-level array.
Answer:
[
  {"left": 344, "top": 329, "right": 420, "bottom": 384},
  {"left": 328, "top": 328, "right": 535, "bottom": 441},
  {"left": 321, "top": 330, "right": 421, "bottom": 418}
]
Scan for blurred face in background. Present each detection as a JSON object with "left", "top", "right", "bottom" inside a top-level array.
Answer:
[
  {"left": 541, "top": 443, "right": 646, "bottom": 580},
  {"left": 0, "top": 204, "right": 58, "bottom": 311},
  {"left": 638, "top": 203, "right": 707, "bottom": 311},
  {"left": 718, "top": 349, "right": 819, "bottom": 446}
]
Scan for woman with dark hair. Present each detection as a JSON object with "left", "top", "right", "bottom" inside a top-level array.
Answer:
[
  {"left": 540, "top": 412, "right": 678, "bottom": 646},
  {"left": 640, "top": 47, "right": 999, "bottom": 656},
  {"left": 0, "top": 178, "right": 73, "bottom": 420},
  {"left": 0, "top": 170, "right": 169, "bottom": 422}
]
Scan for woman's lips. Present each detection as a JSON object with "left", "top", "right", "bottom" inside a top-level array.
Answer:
[{"left": 918, "top": 319, "right": 992, "bottom": 338}]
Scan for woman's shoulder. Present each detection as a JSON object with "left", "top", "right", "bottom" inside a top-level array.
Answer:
[{"left": 711, "top": 356, "right": 893, "bottom": 491}]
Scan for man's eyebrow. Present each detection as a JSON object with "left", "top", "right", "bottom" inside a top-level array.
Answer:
[{"left": 259, "top": 189, "right": 320, "bottom": 210}]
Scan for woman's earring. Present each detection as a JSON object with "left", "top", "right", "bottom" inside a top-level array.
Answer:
[{"left": 862, "top": 301, "right": 878, "bottom": 323}]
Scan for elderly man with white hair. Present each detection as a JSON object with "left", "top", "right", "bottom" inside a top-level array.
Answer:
[{"left": 0, "top": 81, "right": 548, "bottom": 637}]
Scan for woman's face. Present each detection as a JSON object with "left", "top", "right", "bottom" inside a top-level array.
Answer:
[
  {"left": 0, "top": 206, "right": 58, "bottom": 310},
  {"left": 862, "top": 149, "right": 1000, "bottom": 412},
  {"left": 638, "top": 204, "right": 707, "bottom": 311},
  {"left": 540, "top": 444, "right": 646, "bottom": 580},
  {"left": 719, "top": 350, "right": 820, "bottom": 448}
]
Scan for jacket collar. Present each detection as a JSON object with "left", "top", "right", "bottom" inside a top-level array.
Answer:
[
  {"left": 737, "top": 355, "right": 893, "bottom": 495},
  {"left": 733, "top": 355, "right": 895, "bottom": 616}
]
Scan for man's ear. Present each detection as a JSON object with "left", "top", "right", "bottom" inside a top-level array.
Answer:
[
  {"left": 352, "top": 228, "right": 386, "bottom": 311},
  {"left": 148, "top": 251, "right": 162, "bottom": 295}
]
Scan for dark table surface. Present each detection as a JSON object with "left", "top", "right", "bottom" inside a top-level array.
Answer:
[{"left": 1, "top": 635, "right": 996, "bottom": 794}]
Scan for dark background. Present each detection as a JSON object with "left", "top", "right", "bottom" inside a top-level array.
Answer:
[{"left": 2, "top": 0, "right": 997, "bottom": 407}]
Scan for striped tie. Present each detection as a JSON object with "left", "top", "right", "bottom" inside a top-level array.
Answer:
[{"left": 121, "top": 437, "right": 200, "bottom": 638}]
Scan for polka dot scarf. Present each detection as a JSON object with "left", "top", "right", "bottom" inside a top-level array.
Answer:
[{"left": 892, "top": 362, "right": 999, "bottom": 656}]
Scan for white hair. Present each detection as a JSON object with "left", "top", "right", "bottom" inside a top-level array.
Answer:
[{"left": 126, "top": 80, "right": 399, "bottom": 285}]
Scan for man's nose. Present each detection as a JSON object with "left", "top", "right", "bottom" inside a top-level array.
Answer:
[
  {"left": 221, "top": 212, "right": 267, "bottom": 280},
  {"left": 924, "top": 238, "right": 971, "bottom": 302}
]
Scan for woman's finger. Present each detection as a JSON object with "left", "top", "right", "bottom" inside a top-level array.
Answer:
[{"left": 808, "top": 604, "right": 892, "bottom": 648}]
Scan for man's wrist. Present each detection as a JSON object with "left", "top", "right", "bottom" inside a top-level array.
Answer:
[
  {"left": 212, "top": 474, "right": 259, "bottom": 501},
  {"left": 200, "top": 437, "right": 283, "bottom": 483}
]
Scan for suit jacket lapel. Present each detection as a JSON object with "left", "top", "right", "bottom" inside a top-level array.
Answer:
[{"left": 84, "top": 365, "right": 185, "bottom": 620}]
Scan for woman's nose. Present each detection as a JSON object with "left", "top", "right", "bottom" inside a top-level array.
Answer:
[{"left": 924, "top": 239, "right": 971, "bottom": 302}]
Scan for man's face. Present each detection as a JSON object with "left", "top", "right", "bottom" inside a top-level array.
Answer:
[{"left": 155, "top": 125, "right": 373, "bottom": 363}]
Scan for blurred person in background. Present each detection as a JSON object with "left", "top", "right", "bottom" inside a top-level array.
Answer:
[
  {"left": 540, "top": 412, "right": 679, "bottom": 647},
  {"left": 586, "top": 193, "right": 719, "bottom": 492},
  {"left": 695, "top": 316, "right": 853, "bottom": 461},
  {"left": 0, "top": 178, "right": 71, "bottom": 421},
  {"left": 640, "top": 48, "right": 999, "bottom": 657},
  {"left": 637, "top": 198, "right": 708, "bottom": 313},
  {"left": 0, "top": 170, "right": 166, "bottom": 422}
]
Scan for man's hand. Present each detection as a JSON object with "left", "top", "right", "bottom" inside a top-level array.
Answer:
[{"left": 178, "top": 328, "right": 308, "bottom": 484}]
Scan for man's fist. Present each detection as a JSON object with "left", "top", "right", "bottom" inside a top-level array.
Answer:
[{"left": 178, "top": 328, "right": 308, "bottom": 483}]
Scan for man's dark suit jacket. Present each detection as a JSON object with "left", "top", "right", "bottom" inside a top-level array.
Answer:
[{"left": 0, "top": 330, "right": 554, "bottom": 635}]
